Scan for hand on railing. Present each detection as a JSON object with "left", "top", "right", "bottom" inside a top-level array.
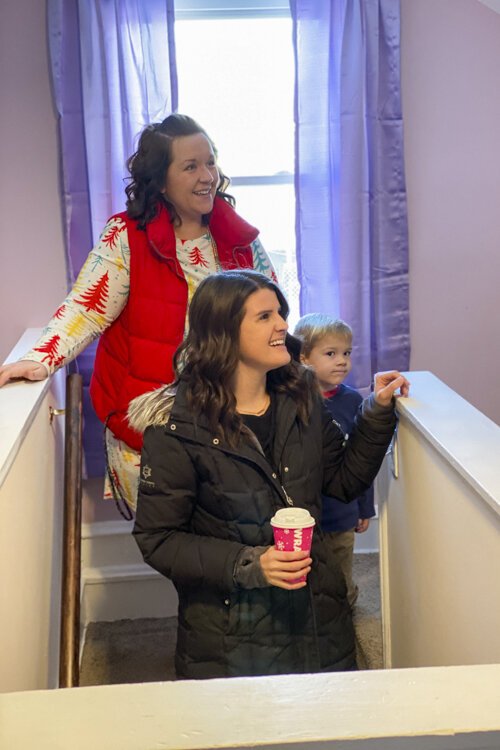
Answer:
[
  {"left": 373, "top": 371, "right": 410, "bottom": 407},
  {"left": 0, "top": 360, "right": 49, "bottom": 387}
]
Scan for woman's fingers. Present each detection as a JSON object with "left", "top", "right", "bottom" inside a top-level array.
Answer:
[
  {"left": 259, "top": 547, "right": 312, "bottom": 589},
  {"left": 264, "top": 567, "right": 311, "bottom": 589},
  {"left": 270, "top": 577, "right": 309, "bottom": 591},
  {"left": 267, "top": 562, "right": 312, "bottom": 578},
  {"left": 261, "top": 548, "right": 312, "bottom": 571},
  {"left": 0, "top": 361, "right": 48, "bottom": 387}
]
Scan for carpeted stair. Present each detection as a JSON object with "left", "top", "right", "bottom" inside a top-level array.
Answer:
[{"left": 80, "top": 552, "right": 382, "bottom": 686}]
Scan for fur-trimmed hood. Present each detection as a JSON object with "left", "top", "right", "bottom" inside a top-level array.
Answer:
[{"left": 127, "top": 385, "right": 176, "bottom": 434}]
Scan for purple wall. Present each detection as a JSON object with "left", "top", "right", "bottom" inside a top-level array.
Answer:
[
  {"left": 402, "top": 0, "right": 500, "bottom": 425},
  {"left": 1, "top": 0, "right": 499, "bottom": 426},
  {"left": 0, "top": 0, "right": 67, "bottom": 360}
]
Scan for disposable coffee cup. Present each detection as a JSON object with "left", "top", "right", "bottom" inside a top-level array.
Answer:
[{"left": 270, "top": 508, "right": 315, "bottom": 584}]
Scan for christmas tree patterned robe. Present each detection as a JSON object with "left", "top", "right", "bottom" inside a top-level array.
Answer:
[{"left": 22, "top": 217, "right": 277, "bottom": 510}]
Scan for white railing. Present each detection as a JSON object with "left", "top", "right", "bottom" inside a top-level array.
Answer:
[
  {"left": 0, "top": 664, "right": 499, "bottom": 749},
  {"left": 0, "top": 330, "right": 66, "bottom": 692},
  {"left": 378, "top": 371, "right": 500, "bottom": 668}
]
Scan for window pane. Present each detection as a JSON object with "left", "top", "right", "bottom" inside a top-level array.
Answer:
[
  {"left": 231, "top": 183, "right": 300, "bottom": 327},
  {"left": 175, "top": 10, "right": 300, "bottom": 323},
  {"left": 175, "top": 17, "right": 294, "bottom": 177}
]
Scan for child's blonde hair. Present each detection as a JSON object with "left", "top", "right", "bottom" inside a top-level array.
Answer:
[{"left": 294, "top": 313, "right": 353, "bottom": 357}]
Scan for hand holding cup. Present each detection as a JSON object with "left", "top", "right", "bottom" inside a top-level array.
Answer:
[
  {"left": 260, "top": 508, "right": 315, "bottom": 590},
  {"left": 259, "top": 547, "right": 312, "bottom": 590}
]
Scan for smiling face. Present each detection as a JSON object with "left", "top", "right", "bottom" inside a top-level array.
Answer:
[
  {"left": 302, "top": 333, "right": 352, "bottom": 392},
  {"left": 162, "top": 133, "right": 219, "bottom": 226},
  {"left": 237, "top": 288, "right": 291, "bottom": 376}
]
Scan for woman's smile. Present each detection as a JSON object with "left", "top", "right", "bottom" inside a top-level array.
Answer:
[
  {"left": 163, "top": 133, "right": 219, "bottom": 225},
  {"left": 238, "top": 288, "right": 291, "bottom": 374}
]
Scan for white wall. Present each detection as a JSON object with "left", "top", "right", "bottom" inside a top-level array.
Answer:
[
  {"left": 401, "top": 0, "right": 500, "bottom": 425},
  {"left": 0, "top": 0, "right": 67, "bottom": 361},
  {"left": 377, "top": 372, "right": 500, "bottom": 669},
  {"left": 0, "top": 333, "right": 66, "bottom": 692}
]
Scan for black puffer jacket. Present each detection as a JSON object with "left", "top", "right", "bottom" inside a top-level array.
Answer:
[{"left": 132, "top": 381, "right": 396, "bottom": 679}]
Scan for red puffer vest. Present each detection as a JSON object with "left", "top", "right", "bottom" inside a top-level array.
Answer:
[{"left": 90, "top": 197, "right": 257, "bottom": 451}]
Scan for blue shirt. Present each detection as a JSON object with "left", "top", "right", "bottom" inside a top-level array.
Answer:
[{"left": 321, "top": 384, "right": 375, "bottom": 532}]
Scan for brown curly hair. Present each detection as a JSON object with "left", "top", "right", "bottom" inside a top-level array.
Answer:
[
  {"left": 173, "top": 271, "right": 318, "bottom": 448},
  {"left": 125, "top": 113, "right": 234, "bottom": 230}
]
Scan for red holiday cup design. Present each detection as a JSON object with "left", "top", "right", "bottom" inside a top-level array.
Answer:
[{"left": 270, "top": 508, "right": 315, "bottom": 584}]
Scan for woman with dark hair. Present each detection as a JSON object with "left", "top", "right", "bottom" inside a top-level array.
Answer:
[
  {"left": 0, "top": 115, "right": 276, "bottom": 514},
  {"left": 129, "top": 270, "right": 409, "bottom": 679}
]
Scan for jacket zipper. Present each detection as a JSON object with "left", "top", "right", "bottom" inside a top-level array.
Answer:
[
  {"left": 282, "top": 487, "right": 294, "bottom": 506},
  {"left": 278, "top": 463, "right": 294, "bottom": 506},
  {"left": 170, "top": 387, "right": 299, "bottom": 509},
  {"left": 248, "top": 430, "right": 294, "bottom": 508},
  {"left": 172, "top": 426, "right": 292, "bottom": 508}
]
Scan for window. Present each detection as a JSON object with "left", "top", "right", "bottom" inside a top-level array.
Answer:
[{"left": 175, "top": 0, "right": 300, "bottom": 325}]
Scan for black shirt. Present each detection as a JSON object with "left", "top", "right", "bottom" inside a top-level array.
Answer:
[{"left": 240, "top": 396, "right": 275, "bottom": 468}]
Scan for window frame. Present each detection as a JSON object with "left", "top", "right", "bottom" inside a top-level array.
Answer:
[
  {"left": 174, "top": 0, "right": 300, "bottom": 323},
  {"left": 174, "top": 0, "right": 294, "bottom": 187}
]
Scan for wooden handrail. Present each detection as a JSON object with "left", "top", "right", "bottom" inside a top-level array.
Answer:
[{"left": 58, "top": 373, "right": 83, "bottom": 688}]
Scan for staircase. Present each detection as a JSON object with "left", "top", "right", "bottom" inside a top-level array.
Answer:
[{"left": 79, "top": 553, "right": 382, "bottom": 685}]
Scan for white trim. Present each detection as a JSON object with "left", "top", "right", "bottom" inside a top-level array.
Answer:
[
  {"left": 81, "top": 519, "right": 133, "bottom": 539},
  {"left": 81, "top": 516, "right": 177, "bottom": 628},
  {"left": 82, "top": 563, "right": 162, "bottom": 586},
  {"left": 353, "top": 511, "right": 379, "bottom": 553},
  {"left": 377, "top": 465, "right": 392, "bottom": 670},
  {"left": 80, "top": 561, "right": 178, "bottom": 627},
  {"left": 175, "top": 0, "right": 290, "bottom": 20},
  {"left": 79, "top": 622, "right": 88, "bottom": 667}
]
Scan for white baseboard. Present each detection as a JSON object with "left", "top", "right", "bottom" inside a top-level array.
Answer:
[
  {"left": 81, "top": 520, "right": 178, "bottom": 629},
  {"left": 354, "top": 515, "right": 379, "bottom": 553},
  {"left": 79, "top": 564, "right": 178, "bottom": 667},
  {"left": 81, "top": 564, "right": 178, "bottom": 623}
]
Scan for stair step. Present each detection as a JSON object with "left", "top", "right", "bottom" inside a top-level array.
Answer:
[{"left": 80, "top": 553, "right": 382, "bottom": 685}]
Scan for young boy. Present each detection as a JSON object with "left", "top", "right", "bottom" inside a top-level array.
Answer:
[{"left": 294, "top": 313, "right": 375, "bottom": 607}]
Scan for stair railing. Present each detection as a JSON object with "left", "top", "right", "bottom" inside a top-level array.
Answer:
[{"left": 57, "top": 373, "right": 83, "bottom": 688}]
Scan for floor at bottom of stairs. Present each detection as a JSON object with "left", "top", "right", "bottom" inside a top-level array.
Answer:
[{"left": 80, "top": 552, "right": 382, "bottom": 686}]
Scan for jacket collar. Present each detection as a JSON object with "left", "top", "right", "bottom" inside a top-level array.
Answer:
[
  {"left": 170, "top": 380, "right": 298, "bottom": 439},
  {"left": 167, "top": 381, "right": 298, "bottom": 503},
  {"left": 145, "top": 197, "right": 259, "bottom": 267}
]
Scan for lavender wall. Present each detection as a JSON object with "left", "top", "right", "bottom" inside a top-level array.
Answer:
[
  {"left": 0, "top": 0, "right": 67, "bottom": 362},
  {"left": 401, "top": 0, "right": 500, "bottom": 425}
]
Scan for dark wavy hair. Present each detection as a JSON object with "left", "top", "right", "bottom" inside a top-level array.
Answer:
[
  {"left": 173, "top": 270, "right": 317, "bottom": 448},
  {"left": 125, "top": 113, "right": 234, "bottom": 230}
]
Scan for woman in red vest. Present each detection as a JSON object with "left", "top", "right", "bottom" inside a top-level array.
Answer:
[{"left": 0, "top": 114, "right": 277, "bottom": 514}]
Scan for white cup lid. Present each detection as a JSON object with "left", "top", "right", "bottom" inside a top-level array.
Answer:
[{"left": 270, "top": 507, "right": 315, "bottom": 529}]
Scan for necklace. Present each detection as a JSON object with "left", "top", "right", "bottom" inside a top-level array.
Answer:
[
  {"left": 207, "top": 229, "right": 221, "bottom": 272},
  {"left": 238, "top": 394, "right": 271, "bottom": 417}
]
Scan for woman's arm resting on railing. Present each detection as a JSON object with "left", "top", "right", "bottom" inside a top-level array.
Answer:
[
  {"left": 0, "top": 360, "right": 49, "bottom": 387},
  {"left": 0, "top": 218, "right": 131, "bottom": 387}
]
